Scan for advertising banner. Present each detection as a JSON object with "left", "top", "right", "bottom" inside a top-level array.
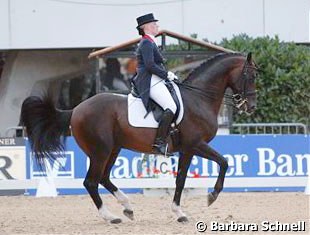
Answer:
[
  {"left": 0, "top": 137, "right": 26, "bottom": 195},
  {"left": 25, "top": 135, "right": 309, "bottom": 195},
  {"left": 0, "top": 138, "right": 26, "bottom": 180}
]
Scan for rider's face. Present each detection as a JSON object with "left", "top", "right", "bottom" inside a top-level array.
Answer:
[{"left": 143, "top": 21, "right": 159, "bottom": 36}]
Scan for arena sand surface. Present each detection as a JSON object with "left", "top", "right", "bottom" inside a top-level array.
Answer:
[{"left": 0, "top": 192, "right": 309, "bottom": 235}]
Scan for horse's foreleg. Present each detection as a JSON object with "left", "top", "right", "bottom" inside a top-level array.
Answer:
[
  {"left": 194, "top": 141, "right": 228, "bottom": 206},
  {"left": 172, "top": 152, "right": 193, "bottom": 222},
  {"left": 100, "top": 148, "right": 134, "bottom": 221},
  {"left": 84, "top": 157, "right": 122, "bottom": 224}
]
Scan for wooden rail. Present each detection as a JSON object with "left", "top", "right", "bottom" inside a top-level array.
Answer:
[{"left": 88, "top": 29, "right": 234, "bottom": 59}]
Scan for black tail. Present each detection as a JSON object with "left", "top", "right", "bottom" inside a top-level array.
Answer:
[{"left": 20, "top": 94, "right": 72, "bottom": 165}]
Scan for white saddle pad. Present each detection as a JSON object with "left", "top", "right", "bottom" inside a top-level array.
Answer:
[{"left": 128, "top": 82, "right": 184, "bottom": 128}]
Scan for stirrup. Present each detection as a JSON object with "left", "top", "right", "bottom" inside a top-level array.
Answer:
[{"left": 152, "top": 143, "right": 174, "bottom": 157}]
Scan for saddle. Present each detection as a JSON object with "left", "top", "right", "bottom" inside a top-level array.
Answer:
[
  {"left": 132, "top": 81, "right": 181, "bottom": 123},
  {"left": 130, "top": 80, "right": 183, "bottom": 149},
  {"left": 128, "top": 80, "right": 184, "bottom": 143}
]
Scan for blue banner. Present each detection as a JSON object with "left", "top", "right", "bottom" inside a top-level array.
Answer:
[{"left": 25, "top": 135, "right": 310, "bottom": 194}]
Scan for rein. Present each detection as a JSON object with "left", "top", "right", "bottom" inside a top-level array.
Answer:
[{"left": 176, "top": 80, "right": 240, "bottom": 110}]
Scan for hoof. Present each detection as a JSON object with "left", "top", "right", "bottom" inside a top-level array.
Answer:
[
  {"left": 177, "top": 216, "right": 189, "bottom": 223},
  {"left": 110, "top": 218, "right": 122, "bottom": 224},
  {"left": 208, "top": 192, "right": 217, "bottom": 207},
  {"left": 123, "top": 209, "right": 134, "bottom": 220}
]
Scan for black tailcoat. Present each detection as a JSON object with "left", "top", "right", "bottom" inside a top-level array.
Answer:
[{"left": 133, "top": 35, "right": 168, "bottom": 110}]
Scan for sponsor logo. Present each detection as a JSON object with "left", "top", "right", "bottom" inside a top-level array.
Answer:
[
  {"left": 0, "top": 146, "right": 26, "bottom": 180},
  {"left": 30, "top": 152, "right": 75, "bottom": 178},
  {"left": 257, "top": 148, "right": 310, "bottom": 176},
  {"left": 0, "top": 155, "right": 14, "bottom": 179}
]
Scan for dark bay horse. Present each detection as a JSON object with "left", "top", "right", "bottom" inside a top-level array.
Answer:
[{"left": 20, "top": 52, "right": 258, "bottom": 223}]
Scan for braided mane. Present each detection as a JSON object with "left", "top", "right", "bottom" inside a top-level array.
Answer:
[{"left": 183, "top": 52, "right": 243, "bottom": 82}]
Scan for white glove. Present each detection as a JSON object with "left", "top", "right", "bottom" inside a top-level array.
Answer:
[{"left": 167, "top": 71, "right": 178, "bottom": 81}]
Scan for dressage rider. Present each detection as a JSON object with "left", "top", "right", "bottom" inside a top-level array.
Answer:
[{"left": 133, "top": 13, "right": 178, "bottom": 155}]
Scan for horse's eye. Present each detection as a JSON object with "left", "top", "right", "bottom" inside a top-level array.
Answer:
[{"left": 248, "top": 72, "right": 257, "bottom": 81}]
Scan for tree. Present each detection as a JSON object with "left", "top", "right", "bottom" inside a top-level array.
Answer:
[{"left": 220, "top": 34, "right": 310, "bottom": 130}]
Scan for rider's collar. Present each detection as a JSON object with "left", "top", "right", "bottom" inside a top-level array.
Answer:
[{"left": 144, "top": 34, "right": 157, "bottom": 46}]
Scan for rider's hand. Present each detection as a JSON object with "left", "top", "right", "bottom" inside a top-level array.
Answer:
[{"left": 167, "top": 71, "right": 178, "bottom": 81}]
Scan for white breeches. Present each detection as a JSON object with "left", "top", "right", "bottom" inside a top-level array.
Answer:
[{"left": 149, "top": 75, "right": 177, "bottom": 114}]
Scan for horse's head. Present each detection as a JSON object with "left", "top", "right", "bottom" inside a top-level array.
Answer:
[{"left": 228, "top": 52, "right": 258, "bottom": 115}]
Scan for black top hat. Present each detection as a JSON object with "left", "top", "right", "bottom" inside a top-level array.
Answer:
[{"left": 136, "top": 13, "right": 158, "bottom": 29}]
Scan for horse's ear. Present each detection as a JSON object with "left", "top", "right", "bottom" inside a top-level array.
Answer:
[{"left": 246, "top": 52, "right": 252, "bottom": 63}]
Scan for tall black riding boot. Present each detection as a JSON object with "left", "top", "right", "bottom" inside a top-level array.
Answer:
[{"left": 152, "top": 109, "right": 175, "bottom": 156}]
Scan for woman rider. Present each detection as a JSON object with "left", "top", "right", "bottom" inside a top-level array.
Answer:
[{"left": 133, "top": 13, "right": 178, "bottom": 155}]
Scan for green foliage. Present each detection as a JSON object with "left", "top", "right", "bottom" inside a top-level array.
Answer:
[{"left": 220, "top": 34, "right": 310, "bottom": 128}]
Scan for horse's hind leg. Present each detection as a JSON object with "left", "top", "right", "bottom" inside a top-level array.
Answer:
[
  {"left": 84, "top": 155, "right": 122, "bottom": 224},
  {"left": 100, "top": 147, "right": 134, "bottom": 220}
]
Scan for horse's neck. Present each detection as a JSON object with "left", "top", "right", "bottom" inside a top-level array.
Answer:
[{"left": 188, "top": 64, "right": 233, "bottom": 115}]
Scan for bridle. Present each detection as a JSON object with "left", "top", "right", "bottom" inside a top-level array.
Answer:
[
  {"left": 229, "top": 61, "right": 258, "bottom": 115},
  {"left": 177, "top": 59, "right": 259, "bottom": 115}
]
